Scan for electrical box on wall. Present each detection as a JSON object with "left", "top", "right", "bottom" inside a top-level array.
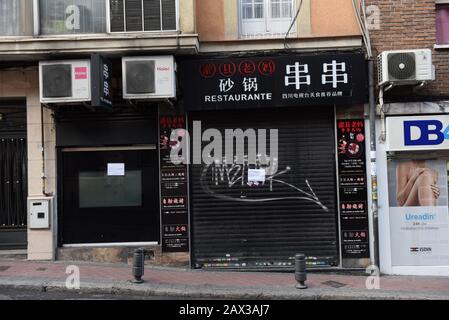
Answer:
[{"left": 28, "top": 197, "right": 53, "bottom": 230}]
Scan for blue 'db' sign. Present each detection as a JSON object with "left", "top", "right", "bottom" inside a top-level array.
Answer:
[{"left": 404, "top": 120, "right": 448, "bottom": 146}]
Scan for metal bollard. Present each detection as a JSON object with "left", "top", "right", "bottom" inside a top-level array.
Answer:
[
  {"left": 132, "top": 248, "right": 145, "bottom": 283},
  {"left": 295, "top": 254, "right": 308, "bottom": 289}
]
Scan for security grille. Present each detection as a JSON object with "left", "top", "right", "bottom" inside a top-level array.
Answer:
[
  {"left": 0, "top": 138, "right": 27, "bottom": 229},
  {"left": 189, "top": 107, "right": 339, "bottom": 270},
  {"left": 0, "top": 103, "right": 27, "bottom": 250},
  {"left": 109, "top": 0, "right": 177, "bottom": 32}
]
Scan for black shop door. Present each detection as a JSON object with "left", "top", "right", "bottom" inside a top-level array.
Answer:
[
  {"left": 0, "top": 102, "right": 27, "bottom": 250},
  {"left": 60, "top": 149, "right": 159, "bottom": 244}
]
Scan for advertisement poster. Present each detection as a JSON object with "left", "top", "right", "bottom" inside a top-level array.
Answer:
[
  {"left": 386, "top": 115, "right": 449, "bottom": 152},
  {"left": 388, "top": 159, "right": 449, "bottom": 266},
  {"left": 159, "top": 115, "right": 190, "bottom": 253},
  {"left": 337, "top": 120, "right": 370, "bottom": 259}
]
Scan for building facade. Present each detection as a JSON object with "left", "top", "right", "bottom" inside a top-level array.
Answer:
[
  {"left": 0, "top": 0, "right": 377, "bottom": 271},
  {"left": 367, "top": 0, "right": 449, "bottom": 276},
  {"left": 0, "top": 0, "right": 197, "bottom": 264}
]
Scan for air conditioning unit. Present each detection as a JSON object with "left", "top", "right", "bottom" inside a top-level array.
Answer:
[
  {"left": 39, "top": 60, "right": 91, "bottom": 103},
  {"left": 122, "top": 56, "right": 176, "bottom": 100},
  {"left": 378, "top": 49, "right": 435, "bottom": 86}
]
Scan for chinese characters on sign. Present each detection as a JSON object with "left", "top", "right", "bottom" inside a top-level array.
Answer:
[
  {"left": 90, "top": 54, "right": 112, "bottom": 108},
  {"left": 337, "top": 120, "right": 370, "bottom": 259},
  {"left": 160, "top": 115, "right": 189, "bottom": 253},
  {"left": 180, "top": 54, "right": 367, "bottom": 110}
]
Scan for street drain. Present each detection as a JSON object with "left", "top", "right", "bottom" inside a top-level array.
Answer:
[
  {"left": 321, "top": 281, "right": 347, "bottom": 288},
  {"left": 36, "top": 268, "right": 47, "bottom": 272},
  {"left": 0, "top": 266, "right": 11, "bottom": 272}
]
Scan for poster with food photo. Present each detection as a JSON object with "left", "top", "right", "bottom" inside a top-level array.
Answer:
[{"left": 336, "top": 120, "right": 370, "bottom": 259}]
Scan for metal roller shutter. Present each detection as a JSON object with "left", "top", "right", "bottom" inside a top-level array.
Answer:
[{"left": 189, "top": 107, "right": 339, "bottom": 270}]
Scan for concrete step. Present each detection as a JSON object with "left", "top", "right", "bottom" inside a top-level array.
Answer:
[
  {"left": 57, "top": 246, "right": 157, "bottom": 264},
  {"left": 0, "top": 250, "right": 27, "bottom": 260},
  {"left": 57, "top": 246, "right": 189, "bottom": 267}
]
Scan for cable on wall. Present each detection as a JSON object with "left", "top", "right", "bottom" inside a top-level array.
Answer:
[
  {"left": 352, "top": 0, "right": 372, "bottom": 58},
  {"left": 284, "top": 0, "right": 304, "bottom": 50}
]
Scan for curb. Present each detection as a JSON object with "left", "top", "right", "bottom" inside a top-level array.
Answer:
[{"left": 1, "top": 278, "right": 448, "bottom": 300}]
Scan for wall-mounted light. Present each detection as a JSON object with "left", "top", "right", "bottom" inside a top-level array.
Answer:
[{"left": 0, "top": 113, "right": 3, "bottom": 121}]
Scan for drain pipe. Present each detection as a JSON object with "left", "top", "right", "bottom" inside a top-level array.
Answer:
[
  {"left": 368, "top": 60, "right": 380, "bottom": 270},
  {"left": 379, "top": 84, "right": 393, "bottom": 144},
  {"left": 41, "top": 104, "right": 52, "bottom": 197},
  {"left": 353, "top": 0, "right": 378, "bottom": 269}
]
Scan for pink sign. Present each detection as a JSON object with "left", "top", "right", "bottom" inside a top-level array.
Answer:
[{"left": 75, "top": 67, "right": 88, "bottom": 80}]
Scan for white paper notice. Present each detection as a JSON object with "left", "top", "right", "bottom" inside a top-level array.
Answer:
[
  {"left": 107, "top": 163, "right": 125, "bottom": 176},
  {"left": 248, "top": 169, "right": 266, "bottom": 182}
]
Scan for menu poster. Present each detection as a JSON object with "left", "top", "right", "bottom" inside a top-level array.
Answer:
[
  {"left": 160, "top": 115, "right": 190, "bottom": 253},
  {"left": 337, "top": 119, "right": 370, "bottom": 259}
]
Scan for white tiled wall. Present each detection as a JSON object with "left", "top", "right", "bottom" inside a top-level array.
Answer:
[{"left": 0, "top": 68, "right": 56, "bottom": 260}]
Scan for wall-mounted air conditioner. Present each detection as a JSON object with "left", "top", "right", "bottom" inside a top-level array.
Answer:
[
  {"left": 39, "top": 60, "right": 91, "bottom": 103},
  {"left": 378, "top": 49, "right": 435, "bottom": 86},
  {"left": 122, "top": 56, "right": 176, "bottom": 100}
]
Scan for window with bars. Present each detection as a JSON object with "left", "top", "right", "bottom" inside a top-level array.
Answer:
[
  {"left": 39, "top": 0, "right": 107, "bottom": 35},
  {"left": 109, "top": 0, "right": 177, "bottom": 32},
  {"left": 0, "top": 0, "right": 33, "bottom": 36}
]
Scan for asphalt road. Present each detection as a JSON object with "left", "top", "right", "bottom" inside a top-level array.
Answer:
[{"left": 0, "top": 288, "right": 190, "bottom": 300}]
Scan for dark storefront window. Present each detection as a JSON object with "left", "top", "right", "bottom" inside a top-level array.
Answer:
[
  {"left": 79, "top": 170, "right": 142, "bottom": 208},
  {"left": 61, "top": 149, "right": 159, "bottom": 244},
  {"left": 109, "top": 0, "right": 177, "bottom": 32},
  {"left": 39, "top": 0, "right": 107, "bottom": 35}
]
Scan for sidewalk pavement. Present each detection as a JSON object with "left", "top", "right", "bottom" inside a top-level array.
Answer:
[{"left": 1, "top": 259, "right": 449, "bottom": 300}]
